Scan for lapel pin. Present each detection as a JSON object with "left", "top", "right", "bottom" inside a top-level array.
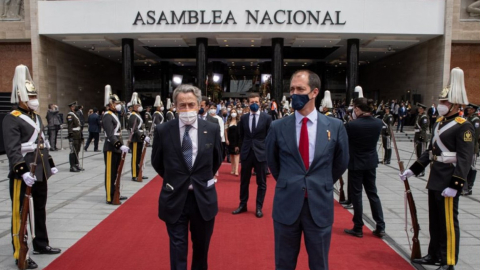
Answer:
[{"left": 327, "top": 130, "right": 331, "bottom": 141}]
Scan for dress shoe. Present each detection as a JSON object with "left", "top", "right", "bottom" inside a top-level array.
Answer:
[
  {"left": 344, "top": 229, "right": 363, "bottom": 238},
  {"left": 142, "top": 176, "right": 148, "bottom": 179},
  {"left": 76, "top": 166, "right": 84, "bottom": 171},
  {"left": 418, "top": 172, "right": 425, "bottom": 177},
  {"left": 49, "top": 148, "right": 56, "bottom": 151},
  {"left": 256, "top": 208, "right": 263, "bottom": 218},
  {"left": 84, "top": 147, "right": 88, "bottom": 151},
  {"left": 70, "top": 167, "right": 80, "bottom": 172},
  {"left": 412, "top": 254, "right": 441, "bottom": 265},
  {"left": 120, "top": 196, "right": 128, "bottom": 200},
  {"left": 343, "top": 204, "right": 354, "bottom": 209},
  {"left": 132, "top": 177, "right": 139, "bottom": 182},
  {"left": 232, "top": 205, "right": 247, "bottom": 215},
  {"left": 33, "top": 246, "right": 62, "bottom": 255},
  {"left": 436, "top": 266, "right": 454, "bottom": 270},
  {"left": 372, "top": 229, "right": 386, "bottom": 238},
  {"left": 16, "top": 258, "right": 38, "bottom": 269},
  {"left": 385, "top": 161, "right": 390, "bottom": 164},
  {"left": 339, "top": 200, "right": 351, "bottom": 205},
  {"left": 94, "top": 150, "right": 102, "bottom": 152}
]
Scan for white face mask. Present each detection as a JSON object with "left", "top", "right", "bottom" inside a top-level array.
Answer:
[
  {"left": 179, "top": 111, "right": 197, "bottom": 125},
  {"left": 27, "top": 99, "right": 39, "bottom": 111},
  {"left": 231, "top": 113, "right": 237, "bottom": 118},
  {"left": 209, "top": 109, "right": 216, "bottom": 115},
  {"left": 227, "top": 108, "right": 231, "bottom": 112},
  {"left": 160, "top": 107, "right": 164, "bottom": 111},
  {"left": 115, "top": 104, "right": 122, "bottom": 112},
  {"left": 137, "top": 106, "right": 143, "bottom": 112},
  {"left": 173, "top": 108, "right": 176, "bottom": 112},
  {"left": 437, "top": 104, "right": 450, "bottom": 116}
]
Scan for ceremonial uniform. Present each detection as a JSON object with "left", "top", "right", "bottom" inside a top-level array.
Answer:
[
  {"left": 153, "top": 111, "right": 164, "bottom": 126},
  {"left": 465, "top": 105, "right": 479, "bottom": 194},
  {"left": 382, "top": 111, "right": 394, "bottom": 164},
  {"left": 103, "top": 110, "right": 124, "bottom": 203},
  {"left": 128, "top": 111, "right": 145, "bottom": 180},
  {"left": 67, "top": 102, "right": 83, "bottom": 172},
  {"left": 144, "top": 110, "right": 153, "bottom": 133},
  {"left": 166, "top": 110, "right": 175, "bottom": 121},
  {"left": 414, "top": 106, "right": 429, "bottom": 161}
]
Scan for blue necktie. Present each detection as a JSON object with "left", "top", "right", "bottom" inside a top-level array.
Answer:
[{"left": 182, "top": 125, "right": 193, "bottom": 170}]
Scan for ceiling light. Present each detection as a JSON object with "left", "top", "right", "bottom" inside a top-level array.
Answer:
[
  {"left": 224, "top": 40, "right": 227, "bottom": 42},
  {"left": 251, "top": 40, "right": 255, "bottom": 42},
  {"left": 226, "top": 45, "right": 229, "bottom": 47}
]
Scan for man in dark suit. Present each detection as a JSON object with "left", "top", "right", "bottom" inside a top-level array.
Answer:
[
  {"left": 46, "top": 103, "right": 61, "bottom": 151},
  {"left": 198, "top": 96, "right": 219, "bottom": 125},
  {"left": 152, "top": 85, "right": 222, "bottom": 270},
  {"left": 84, "top": 107, "right": 101, "bottom": 152},
  {"left": 427, "top": 103, "right": 438, "bottom": 133},
  {"left": 397, "top": 102, "right": 407, "bottom": 132},
  {"left": 344, "top": 98, "right": 386, "bottom": 238},
  {"left": 232, "top": 93, "right": 272, "bottom": 218},
  {"left": 266, "top": 70, "right": 349, "bottom": 270}
]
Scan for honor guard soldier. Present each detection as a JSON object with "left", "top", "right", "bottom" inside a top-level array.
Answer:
[
  {"left": 128, "top": 92, "right": 150, "bottom": 181},
  {"left": 3, "top": 65, "right": 61, "bottom": 269},
  {"left": 165, "top": 98, "right": 176, "bottom": 122},
  {"left": 103, "top": 85, "right": 130, "bottom": 204},
  {"left": 463, "top": 103, "right": 479, "bottom": 195},
  {"left": 67, "top": 101, "right": 83, "bottom": 172},
  {"left": 125, "top": 102, "right": 132, "bottom": 130},
  {"left": 400, "top": 67, "right": 474, "bottom": 270},
  {"left": 144, "top": 106, "right": 153, "bottom": 133},
  {"left": 320, "top": 90, "right": 334, "bottom": 117},
  {"left": 414, "top": 103, "right": 430, "bottom": 176},
  {"left": 382, "top": 106, "right": 394, "bottom": 164},
  {"left": 153, "top": 95, "right": 164, "bottom": 127}
]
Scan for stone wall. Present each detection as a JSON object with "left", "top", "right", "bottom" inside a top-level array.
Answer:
[
  {"left": 0, "top": 0, "right": 30, "bottom": 39},
  {"left": 359, "top": 36, "right": 446, "bottom": 105},
  {"left": 451, "top": 44, "right": 480, "bottom": 104},
  {"left": 0, "top": 43, "right": 32, "bottom": 93}
]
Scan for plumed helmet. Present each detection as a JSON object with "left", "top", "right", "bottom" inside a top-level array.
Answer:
[
  {"left": 11, "top": 65, "right": 37, "bottom": 103},
  {"left": 354, "top": 86, "right": 364, "bottom": 98},
  {"left": 166, "top": 98, "right": 172, "bottom": 110},
  {"left": 104, "top": 85, "right": 120, "bottom": 106},
  {"left": 154, "top": 95, "right": 163, "bottom": 107},
  {"left": 129, "top": 92, "right": 142, "bottom": 106},
  {"left": 440, "top": 67, "right": 469, "bottom": 105},
  {"left": 323, "top": 90, "right": 333, "bottom": 109}
]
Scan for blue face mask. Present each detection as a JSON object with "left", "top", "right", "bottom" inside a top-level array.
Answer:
[
  {"left": 250, "top": 103, "right": 259, "bottom": 112},
  {"left": 198, "top": 108, "right": 204, "bottom": 115},
  {"left": 291, "top": 93, "right": 312, "bottom": 111}
]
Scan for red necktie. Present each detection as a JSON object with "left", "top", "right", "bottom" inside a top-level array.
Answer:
[{"left": 299, "top": 117, "right": 309, "bottom": 170}]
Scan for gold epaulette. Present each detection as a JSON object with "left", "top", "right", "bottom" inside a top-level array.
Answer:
[
  {"left": 436, "top": 116, "right": 444, "bottom": 122},
  {"left": 455, "top": 117, "right": 466, "bottom": 124},
  {"left": 107, "top": 111, "right": 112, "bottom": 115},
  {"left": 11, "top": 110, "right": 21, "bottom": 117}
]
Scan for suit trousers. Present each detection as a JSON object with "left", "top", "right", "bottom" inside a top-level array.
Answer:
[
  {"left": 166, "top": 191, "right": 215, "bottom": 270},
  {"left": 47, "top": 127, "right": 59, "bottom": 149},
  {"left": 240, "top": 150, "right": 267, "bottom": 209},
  {"left": 348, "top": 169, "right": 385, "bottom": 231},
  {"left": 396, "top": 117, "right": 405, "bottom": 132},
  {"left": 104, "top": 151, "right": 121, "bottom": 203},
  {"left": 10, "top": 176, "right": 49, "bottom": 259},
  {"left": 427, "top": 190, "right": 459, "bottom": 266},
  {"left": 85, "top": 132, "right": 100, "bottom": 151},
  {"left": 130, "top": 142, "right": 143, "bottom": 178},
  {"left": 274, "top": 199, "right": 332, "bottom": 270}
]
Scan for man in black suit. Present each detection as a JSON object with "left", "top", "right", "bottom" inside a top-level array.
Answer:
[
  {"left": 84, "top": 107, "right": 101, "bottom": 152},
  {"left": 198, "top": 96, "right": 219, "bottom": 126},
  {"left": 152, "top": 84, "right": 222, "bottom": 270},
  {"left": 46, "top": 103, "right": 61, "bottom": 151},
  {"left": 427, "top": 103, "right": 438, "bottom": 133},
  {"left": 344, "top": 98, "right": 386, "bottom": 238},
  {"left": 232, "top": 93, "right": 272, "bottom": 218}
]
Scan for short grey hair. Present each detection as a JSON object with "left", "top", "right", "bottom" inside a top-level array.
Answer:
[{"left": 173, "top": 84, "right": 202, "bottom": 105}]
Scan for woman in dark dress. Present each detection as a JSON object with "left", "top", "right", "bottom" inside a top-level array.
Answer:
[{"left": 225, "top": 109, "right": 241, "bottom": 176}]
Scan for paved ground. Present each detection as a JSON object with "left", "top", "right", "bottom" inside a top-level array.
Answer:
[{"left": 0, "top": 132, "right": 478, "bottom": 270}]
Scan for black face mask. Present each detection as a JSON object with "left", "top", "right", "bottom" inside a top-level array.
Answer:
[{"left": 222, "top": 113, "right": 227, "bottom": 117}]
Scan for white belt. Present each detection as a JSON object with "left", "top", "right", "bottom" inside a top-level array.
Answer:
[
  {"left": 414, "top": 129, "right": 420, "bottom": 133},
  {"left": 114, "top": 133, "right": 120, "bottom": 136},
  {"left": 148, "top": 121, "right": 152, "bottom": 123},
  {"left": 429, "top": 151, "right": 457, "bottom": 164},
  {"left": 72, "top": 127, "right": 81, "bottom": 131}
]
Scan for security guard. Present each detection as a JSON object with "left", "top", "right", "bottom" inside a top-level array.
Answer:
[
  {"left": 3, "top": 65, "right": 61, "bottom": 269},
  {"left": 128, "top": 92, "right": 150, "bottom": 181},
  {"left": 382, "top": 106, "right": 394, "bottom": 164},
  {"left": 400, "top": 67, "right": 474, "bottom": 270},
  {"left": 152, "top": 95, "right": 164, "bottom": 127},
  {"left": 67, "top": 101, "right": 83, "bottom": 172},
  {"left": 414, "top": 103, "right": 430, "bottom": 176},
  {"left": 463, "top": 103, "right": 479, "bottom": 195},
  {"left": 103, "top": 85, "right": 130, "bottom": 204}
]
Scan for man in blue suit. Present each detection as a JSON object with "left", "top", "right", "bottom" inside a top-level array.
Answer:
[
  {"left": 266, "top": 70, "right": 349, "bottom": 270},
  {"left": 85, "top": 107, "right": 101, "bottom": 152},
  {"left": 397, "top": 102, "right": 407, "bottom": 132}
]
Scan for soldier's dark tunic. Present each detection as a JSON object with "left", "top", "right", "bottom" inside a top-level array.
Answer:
[
  {"left": 466, "top": 113, "right": 480, "bottom": 192},
  {"left": 165, "top": 110, "right": 175, "bottom": 122},
  {"left": 2, "top": 108, "right": 55, "bottom": 259},
  {"left": 144, "top": 111, "right": 153, "bottom": 133},
  {"left": 128, "top": 111, "right": 145, "bottom": 180},
  {"left": 382, "top": 112, "right": 394, "bottom": 163},
  {"left": 414, "top": 112, "right": 429, "bottom": 160},
  {"left": 67, "top": 111, "right": 82, "bottom": 168},
  {"left": 409, "top": 114, "right": 474, "bottom": 266},
  {"left": 153, "top": 110, "right": 164, "bottom": 127},
  {"left": 102, "top": 110, "right": 124, "bottom": 203}
]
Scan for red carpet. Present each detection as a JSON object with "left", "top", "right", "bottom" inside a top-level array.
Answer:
[{"left": 45, "top": 163, "right": 413, "bottom": 270}]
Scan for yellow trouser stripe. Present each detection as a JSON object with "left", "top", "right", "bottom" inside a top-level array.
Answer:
[
  {"left": 132, "top": 143, "right": 137, "bottom": 177},
  {"left": 106, "top": 151, "right": 112, "bottom": 202},
  {"left": 445, "top": 197, "right": 455, "bottom": 265},
  {"left": 12, "top": 179, "right": 22, "bottom": 260}
]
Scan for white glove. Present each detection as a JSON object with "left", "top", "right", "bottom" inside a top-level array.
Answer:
[
  {"left": 441, "top": 187, "right": 458, "bottom": 197},
  {"left": 22, "top": 172, "right": 36, "bottom": 187},
  {"left": 399, "top": 169, "right": 414, "bottom": 181},
  {"left": 120, "top": 145, "right": 130, "bottom": 154},
  {"left": 51, "top": 167, "right": 58, "bottom": 175},
  {"left": 144, "top": 136, "right": 151, "bottom": 144}
]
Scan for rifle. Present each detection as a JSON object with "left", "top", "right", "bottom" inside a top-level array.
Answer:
[
  {"left": 112, "top": 118, "right": 136, "bottom": 205},
  {"left": 338, "top": 177, "right": 346, "bottom": 202},
  {"left": 137, "top": 123, "right": 155, "bottom": 182},
  {"left": 18, "top": 131, "right": 42, "bottom": 270},
  {"left": 389, "top": 123, "right": 421, "bottom": 260}
]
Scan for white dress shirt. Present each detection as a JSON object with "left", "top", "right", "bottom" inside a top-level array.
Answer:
[
  {"left": 249, "top": 111, "right": 261, "bottom": 133},
  {"left": 295, "top": 110, "right": 318, "bottom": 167}
]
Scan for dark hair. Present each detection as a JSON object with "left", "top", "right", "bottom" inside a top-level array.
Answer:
[
  {"left": 353, "top": 98, "right": 375, "bottom": 113},
  {"left": 290, "top": 70, "right": 321, "bottom": 91},
  {"left": 248, "top": 93, "right": 260, "bottom": 102},
  {"left": 93, "top": 107, "right": 99, "bottom": 113},
  {"left": 48, "top": 103, "right": 54, "bottom": 109},
  {"left": 201, "top": 96, "right": 209, "bottom": 104}
]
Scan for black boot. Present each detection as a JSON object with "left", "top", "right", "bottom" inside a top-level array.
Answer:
[{"left": 69, "top": 154, "right": 79, "bottom": 172}]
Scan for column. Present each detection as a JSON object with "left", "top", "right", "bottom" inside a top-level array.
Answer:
[
  {"left": 196, "top": 38, "right": 208, "bottom": 95},
  {"left": 122, "top": 38, "right": 134, "bottom": 101},
  {"left": 271, "top": 38, "right": 284, "bottom": 103},
  {"left": 160, "top": 61, "right": 170, "bottom": 102},
  {"left": 346, "top": 39, "right": 359, "bottom": 102}
]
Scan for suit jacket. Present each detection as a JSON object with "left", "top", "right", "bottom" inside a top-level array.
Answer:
[
  {"left": 345, "top": 116, "right": 383, "bottom": 170},
  {"left": 152, "top": 118, "right": 223, "bottom": 224},
  {"left": 239, "top": 112, "right": 272, "bottom": 162},
  {"left": 266, "top": 112, "right": 349, "bottom": 227},
  {"left": 88, "top": 113, "right": 101, "bottom": 133},
  {"left": 398, "top": 106, "right": 407, "bottom": 118},
  {"left": 46, "top": 109, "right": 61, "bottom": 128}
]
